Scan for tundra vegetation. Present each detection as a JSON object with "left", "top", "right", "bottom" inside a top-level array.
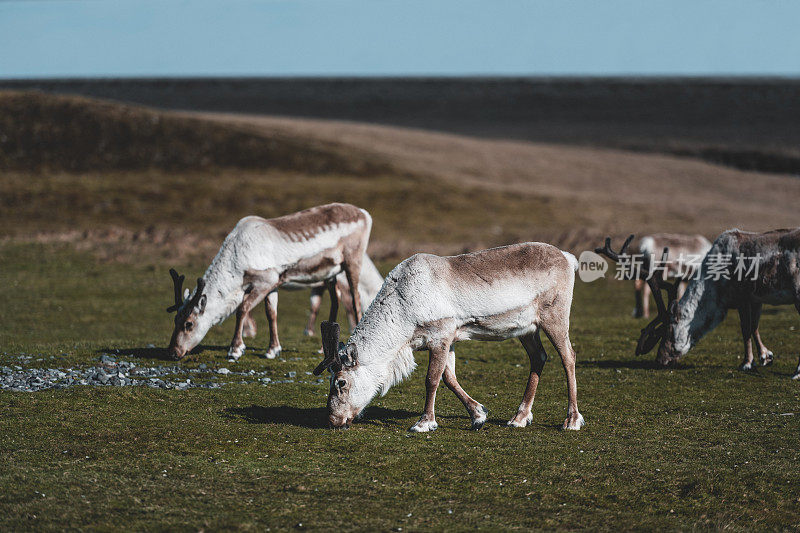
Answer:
[{"left": 1, "top": 242, "right": 799, "bottom": 530}]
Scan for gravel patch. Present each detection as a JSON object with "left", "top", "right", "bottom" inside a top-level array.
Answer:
[{"left": 0, "top": 354, "right": 320, "bottom": 392}]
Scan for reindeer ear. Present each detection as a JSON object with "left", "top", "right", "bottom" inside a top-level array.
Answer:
[
  {"left": 183, "top": 288, "right": 190, "bottom": 300},
  {"left": 197, "top": 294, "right": 207, "bottom": 314}
]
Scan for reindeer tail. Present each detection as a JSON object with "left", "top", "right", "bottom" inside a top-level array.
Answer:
[{"left": 561, "top": 250, "right": 579, "bottom": 271}]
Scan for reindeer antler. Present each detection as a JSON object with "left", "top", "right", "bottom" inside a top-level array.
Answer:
[
  {"left": 636, "top": 247, "right": 680, "bottom": 355},
  {"left": 188, "top": 278, "right": 206, "bottom": 310},
  {"left": 166, "top": 268, "right": 186, "bottom": 313},
  {"left": 595, "top": 234, "right": 635, "bottom": 264},
  {"left": 313, "top": 321, "right": 341, "bottom": 375},
  {"left": 595, "top": 238, "right": 681, "bottom": 356}
]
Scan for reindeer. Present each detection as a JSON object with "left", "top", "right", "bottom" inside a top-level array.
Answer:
[
  {"left": 313, "top": 242, "right": 585, "bottom": 432},
  {"left": 596, "top": 229, "right": 800, "bottom": 378},
  {"left": 166, "top": 203, "right": 372, "bottom": 361},
  {"left": 633, "top": 233, "right": 711, "bottom": 318}
]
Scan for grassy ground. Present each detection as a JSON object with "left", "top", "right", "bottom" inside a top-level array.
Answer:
[{"left": 2, "top": 242, "right": 799, "bottom": 530}]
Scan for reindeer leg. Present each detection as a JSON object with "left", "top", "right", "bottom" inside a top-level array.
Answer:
[
  {"left": 326, "top": 278, "right": 339, "bottom": 323},
  {"left": 304, "top": 286, "right": 324, "bottom": 337},
  {"left": 410, "top": 344, "right": 448, "bottom": 433},
  {"left": 229, "top": 269, "right": 278, "bottom": 361},
  {"left": 642, "top": 280, "right": 651, "bottom": 319},
  {"left": 750, "top": 302, "right": 773, "bottom": 366},
  {"left": 340, "top": 284, "right": 358, "bottom": 333},
  {"left": 264, "top": 290, "right": 282, "bottom": 359},
  {"left": 228, "top": 304, "right": 248, "bottom": 361},
  {"left": 242, "top": 310, "right": 257, "bottom": 338},
  {"left": 542, "top": 320, "right": 584, "bottom": 431},
  {"left": 342, "top": 254, "right": 364, "bottom": 323},
  {"left": 442, "top": 344, "right": 487, "bottom": 430},
  {"left": 737, "top": 303, "right": 756, "bottom": 371},
  {"left": 229, "top": 289, "right": 268, "bottom": 361},
  {"left": 508, "top": 330, "right": 548, "bottom": 428},
  {"left": 633, "top": 279, "right": 646, "bottom": 318}
]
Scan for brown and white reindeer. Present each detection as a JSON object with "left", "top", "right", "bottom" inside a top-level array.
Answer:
[
  {"left": 632, "top": 233, "right": 711, "bottom": 318},
  {"left": 313, "top": 242, "right": 585, "bottom": 432},
  {"left": 597, "top": 229, "right": 800, "bottom": 378},
  {"left": 166, "top": 203, "right": 372, "bottom": 361}
]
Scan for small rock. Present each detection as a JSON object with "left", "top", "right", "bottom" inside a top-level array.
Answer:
[
  {"left": 217, "top": 368, "right": 231, "bottom": 375},
  {"left": 287, "top": 371, "right": 297, "bottom": 378}
]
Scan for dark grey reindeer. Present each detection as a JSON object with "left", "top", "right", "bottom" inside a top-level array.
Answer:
[{"left": 596, "top": 229, "right": 800, "bottom": 378}]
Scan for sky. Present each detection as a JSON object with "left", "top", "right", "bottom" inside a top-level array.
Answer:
[{"left": 1, "top": 0, "right": 799, "bottom": 79}]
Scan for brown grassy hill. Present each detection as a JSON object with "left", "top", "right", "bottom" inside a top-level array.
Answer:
[
  {"left": 0, "top": 91, "right": 389, "bottom": 175},
  {"left": 200, "top": 112, "right": 800, "bottom": 237},
  {"left": 2, "top": 92, "right": 799, "bottom": 261}
]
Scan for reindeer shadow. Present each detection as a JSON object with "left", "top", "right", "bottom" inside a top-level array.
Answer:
[
  {"left": 224, "top": 405, "right": 328, "bottom": 428},
  {"left": 96, "top": 346, "right": 171, "bottom": 361},
  {"left": 95, "top": 344, "right": 231, "bottom": 361},
  {"left": 358, "top": 406, "right": 419, "bottom": 426},
  {"left": 224, "top": 404, "right": 419, "bottom": 429},
  {"left": 579, "top": 359, "right": 676, "bottom": 370}
]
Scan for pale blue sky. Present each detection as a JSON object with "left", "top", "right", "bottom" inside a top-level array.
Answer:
[{"left": 1, "top": 0, "right": 799, "bottom": 78}]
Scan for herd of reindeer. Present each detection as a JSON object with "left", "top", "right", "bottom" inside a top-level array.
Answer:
[{"left": 165, "top": 203, "right": 800, "bottom": 431}]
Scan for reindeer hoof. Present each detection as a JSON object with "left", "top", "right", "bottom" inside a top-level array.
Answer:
[
  {"left": 760, "top": 351, "right": 774, "bottom": 366},
  {"left": 227, "top": 344, "right": 245, "bottom": 361},
  {"left": 792, "top": 372, "right": 800, "bottom": 381},
  {"left": 507, "top": 411, "right": 533, "bottom": 428},
  {"left": 563, "top": 413, "right": 585, "bottom": 431},
  {"left": 739, "top": 362, "right": 754, "bottom": 371},
  {"left": 303, "top": 329, "right": 314, "bottom": 337},
  {"left": 409, "top": 418, "right": 438, "bottom": 433},
  {"left": 264, "top": 346, "right": 282, "bottom": 360},
  {"left": 471, "top": 404, "right": 488, "bottom": 430}
]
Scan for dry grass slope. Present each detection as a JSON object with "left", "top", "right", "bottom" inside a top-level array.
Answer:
[
  {"left": 203, "top": 113, "right": 800, "bottom": 238},
  {"left": 0, "top": 91, "right": 391, "bottom": 175},
  {"left": 2, "top": 91, "right": 800, "bottom": 261}
]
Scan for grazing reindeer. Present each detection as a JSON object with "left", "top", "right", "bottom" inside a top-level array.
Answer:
[
  {"left": 597, "top": 229, "right": 800, "bottom": 378},
  {"left": 633, "top": 233, "right": 711, "bottom": 318},
  {"left": 313, "top": 242, "right": 585, "bottom": 432},
  {"left": 166, "top": 203, "right": 372, "bottom": 361}
]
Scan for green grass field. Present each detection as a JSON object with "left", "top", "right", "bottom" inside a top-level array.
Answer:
[{"left": 2, "top": 242, "right": 799, "bottom": 531}]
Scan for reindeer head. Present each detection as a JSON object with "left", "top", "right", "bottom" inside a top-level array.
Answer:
[
  {"left": 595, "top": 236, "right": 681, "bottom": 366},
  {"left": 313, "top": 321, "right": 361, "bottom": 428},
  {"left": 166, "top": 268, "right": 208, "bottom": 360}
]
